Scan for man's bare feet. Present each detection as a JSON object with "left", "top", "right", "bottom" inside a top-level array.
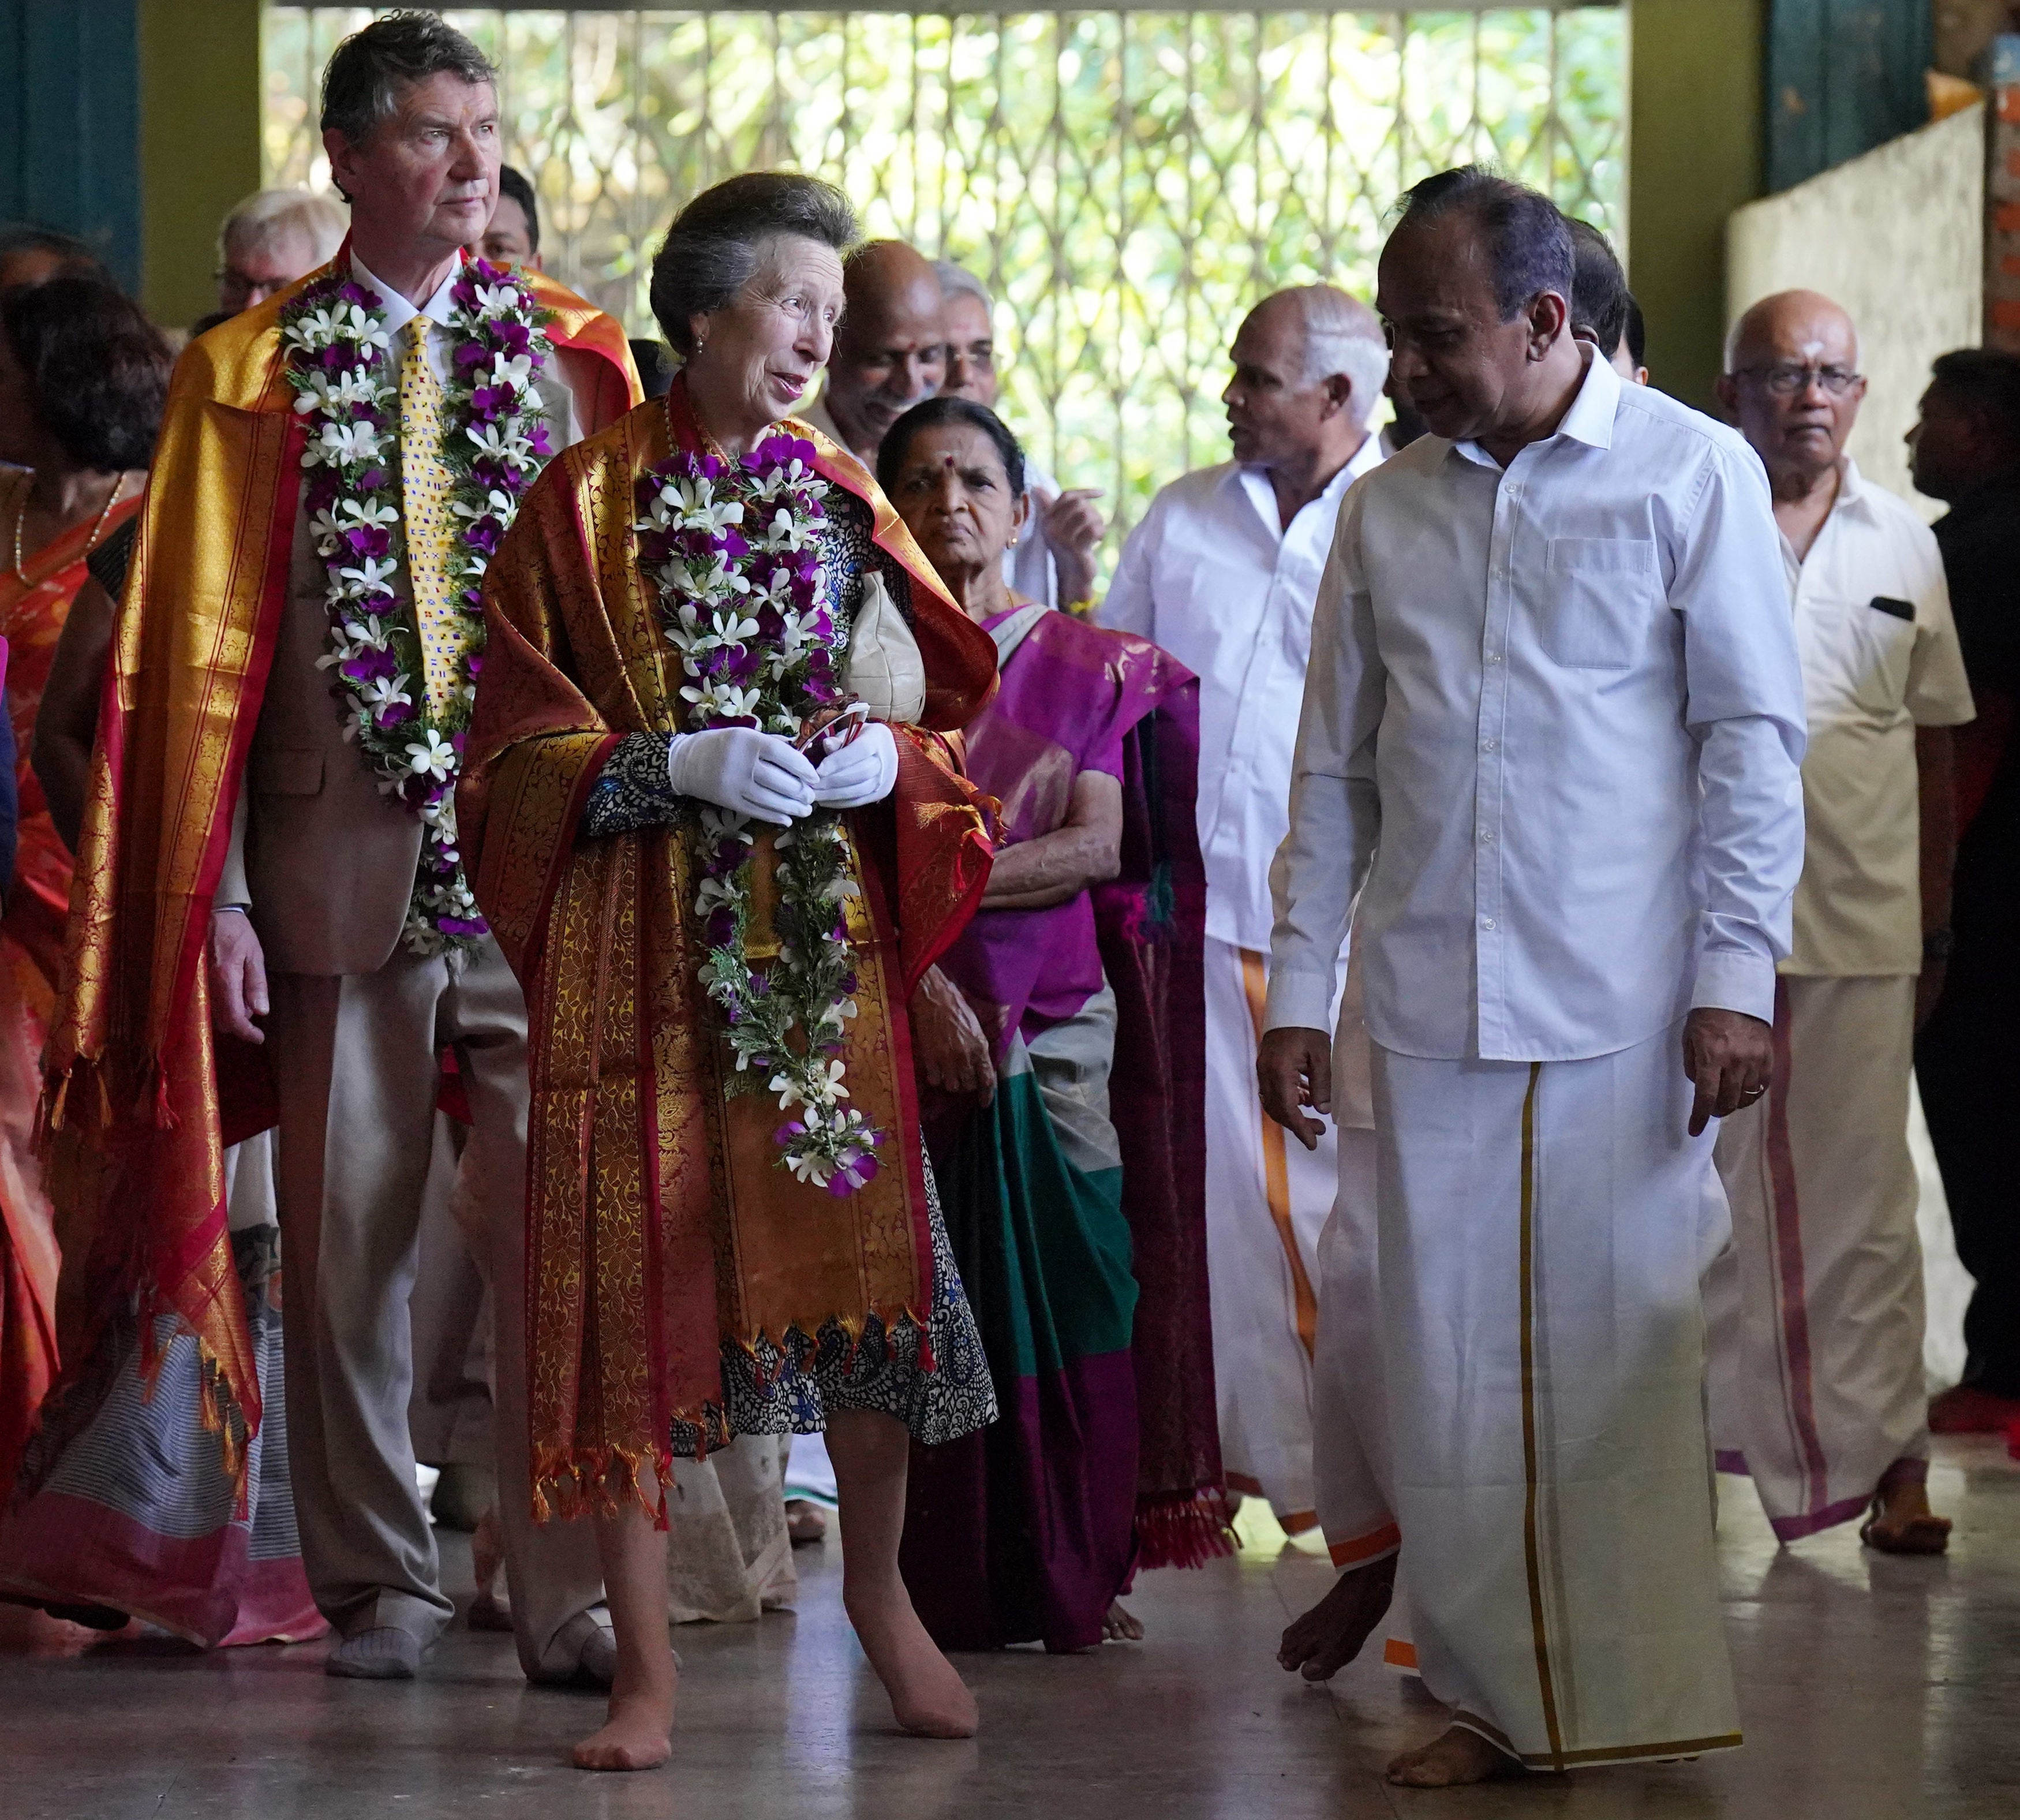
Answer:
[
  {"left": 1386, "top": 1725, "right": 1526, "bottom": 1787},
  {"left": 1102, "top": 1600, "right": 1144, "bottom": 1641},
  {"left": 1277, "top": 1554, "right": 1396, "bottom": 1681},
  {"left": 572, "top": 1686, "right": 676, "bottom": 1772},
  {"left": 845, "top": 1584, "right": 979, "bottom": 1737},
  {"left": 1861, "top": 1475, "right": 1952, "bottom": 1556}
]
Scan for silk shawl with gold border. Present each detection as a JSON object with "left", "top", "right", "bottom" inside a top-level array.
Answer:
[
  {"left": 459, "top": 382, "right": 997, "bottom": 1513},
  {"left": 40, "top": 254, "right": 639, "bottom": 1479}
]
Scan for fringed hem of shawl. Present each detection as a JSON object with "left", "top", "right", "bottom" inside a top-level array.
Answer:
[
  {"left": 531, "top": 1442, "right": 675, "bottom": 1528},
  {"left": 529, "top": 1305, "right": 940, "bottom": 1509},
  {"left": 1133, "top": 1488, "right": 1237, "bottom": 1570},
  {"left": 721, "top": 1303, "right": 938, "bottom": 1381}
]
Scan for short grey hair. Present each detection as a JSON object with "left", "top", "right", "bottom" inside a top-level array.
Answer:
[
  {"left": 219, "top": 189, "right": 348, "bottom": 268},
  {"left": 650, "top": 173, "right": 858, "bottom": 358},
  {"left": 1284, "top": 285, "right": 1390, "bottom": 426},
  {"left": 320, "top": 10, "right": 496, "bottom": 148},
  {"left": 934, "top": 261, "right": 993, "bottom": 315}
]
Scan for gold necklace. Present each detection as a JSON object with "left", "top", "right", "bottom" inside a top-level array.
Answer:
[{"left": 10, "top": 473, "right": 132, "bottom": 585}]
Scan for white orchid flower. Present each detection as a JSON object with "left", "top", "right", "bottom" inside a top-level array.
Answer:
[
  {"left": 485, "top": 351, "right": 535, "bottom": 393},
  {"left": 405, "top": 729, "right": 459, "bottom": 780},
  {"left": 785, "top": 1151, "right": 836, "bottom": 1186},
  {"left": 452, "top": 488, "right": 514, "bottom": 523},
  {"left": 356, "top": 673, "right": 414, "bottom": 713},
  {"left": 335, "top": 556, "right": 400, "bottom": 601},
  {"left": 316, "top": 420, "right": 387, "bottom": 467},
  {"left": 465, "top": 422, "right": 535, "bottom": 468}
]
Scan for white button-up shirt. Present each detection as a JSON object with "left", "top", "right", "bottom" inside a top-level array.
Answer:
[
  {"left": 1098, "top": 429, "right": 1386, "bottom": 950},
  {"left": 1265, "top": 352, "right": 1808, "bottom": 1062},
  {"left": 1780, "top": 458, "right": 1974, "bottom": 976}
]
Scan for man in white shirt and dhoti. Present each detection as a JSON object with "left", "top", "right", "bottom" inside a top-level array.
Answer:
[
  {"left": 1707, "top": 291, "right": 1973, "bottom": 1553},
  {"left": 1262, "top": 168, "right": 1806, "bottom": 1786},
  {"left": 1098, "top": 282, "right": 1389, "bottom": 1536}
]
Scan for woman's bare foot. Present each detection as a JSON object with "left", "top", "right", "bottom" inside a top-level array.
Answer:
[
  {"left": 1277, "top": 1554, "right": 1397, "bottom": 1681},
  {"left": 845, "top": 1584, "right": 979, "bottom": 1737},
  {"left": 574, "top": 1471, "right": 676, "bottom": 1771},
  {"left": 1861, "top": 1475, "right": 1952, "bottom": 1555},
  {"left": 1102, "top": 1600, "right": 1144, "bottom": 1642},
  {"left": 1386, "top": 1725, "right": 1526, "bottom": 1787},
  {"left": 785, "top": 1497, "right": 830, "bottom": 1545},
  {"left": 573, "top": 1686, "right": 676, "bottom": 1773}
]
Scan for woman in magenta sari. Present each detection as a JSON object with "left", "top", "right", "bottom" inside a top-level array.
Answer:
[{"left": 884, "top": 398, "right": 1228, "bottom": 1652}]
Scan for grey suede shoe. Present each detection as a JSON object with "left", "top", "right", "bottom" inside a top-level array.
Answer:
[{"left": 326, "top": 1627, "right": 424, "bottom": 1680}]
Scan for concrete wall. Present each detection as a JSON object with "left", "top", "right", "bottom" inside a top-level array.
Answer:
[
  {"left": 1726, "top": 103, "right": 1986, "bottom": 513},
  {"left": 139, "top": 0, "right": 263, "bottom": 326},
  {"left": 1629, "top": 0, "right": 1767, "bottom": 413}
]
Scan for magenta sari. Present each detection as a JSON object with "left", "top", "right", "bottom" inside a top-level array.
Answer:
[{"left": 899, "top": 604, "right": 1225, "bottom": 1653}]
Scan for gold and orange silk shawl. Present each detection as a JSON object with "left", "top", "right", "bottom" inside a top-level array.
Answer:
[
  {"left": 461, "top": 382, "right": 997, "bottom": 1513},
  {"left": 0, "top": 476, "right": 143, "bottom": 1489},
  {"left": 39, "top": 259, "right": 637, "bottom": 1481}
]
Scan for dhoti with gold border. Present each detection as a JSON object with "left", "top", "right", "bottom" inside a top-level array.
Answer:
[{"left": 1370, "top": 1021, "right": 1740, "bottom": 1770}]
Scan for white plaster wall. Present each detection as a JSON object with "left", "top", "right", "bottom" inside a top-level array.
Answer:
[{"left": 1726, "top": 104, "right": 1985, "bottom": 517}]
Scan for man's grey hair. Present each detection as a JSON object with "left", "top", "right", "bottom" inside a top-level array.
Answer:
[
  {"left": 935, "top": 260, "right": 993, "bottom": 316},
  {"left": 218, "top": 189, "right": 348, "bottom": 268},
  {"left": 1279, "top": 285, "right": 1389, "bottom": 426},
  {"left": 320, "top": 10, "right": 497, "bottom": 147}
]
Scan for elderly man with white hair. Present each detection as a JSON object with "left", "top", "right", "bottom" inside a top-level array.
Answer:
[
  {"left": 936, "top": 260, "right": 1107, "bottom": 608},
  {"left": 1098, "top": 283, "right": 1389, "bottom": 1538},
  {"left": 214, "top": 188, "right": 349, "bottom": 315}
]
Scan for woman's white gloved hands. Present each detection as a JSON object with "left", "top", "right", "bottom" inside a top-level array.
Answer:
[
  {"left": 667, "top": 727, "right": 818, "bottom": 823},
  {"left": 812, "top": 722, "right": 899, "bottom": 809}
]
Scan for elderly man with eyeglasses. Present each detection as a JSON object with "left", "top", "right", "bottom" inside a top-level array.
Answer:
[{"left": 1708, "top": 290, "right": 1975, "bottom": 1556}]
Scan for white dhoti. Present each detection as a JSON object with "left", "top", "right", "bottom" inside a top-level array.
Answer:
[
  {"left": 1705, "top": 974, "right": 1929, "bottom": 1541},
  {"left": 1373, "top": 1023, "right": 1739, "bottom": 1769},
  {"left": 1203, "top": 935, "right": 1337, "bottom": 1530}
]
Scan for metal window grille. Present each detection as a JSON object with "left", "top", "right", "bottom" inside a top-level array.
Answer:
[{"left": 263, "top": 6, "right": 1625, "bottom": 548}]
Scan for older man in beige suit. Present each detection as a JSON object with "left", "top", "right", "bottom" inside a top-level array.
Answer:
[{"left": 199, "top": 17, "right": 640, "bottom": 1680}]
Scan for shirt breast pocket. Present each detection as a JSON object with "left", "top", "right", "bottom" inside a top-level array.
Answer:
[{"left": 1540, "top": 537, "right": 1660, "bottom": 670}]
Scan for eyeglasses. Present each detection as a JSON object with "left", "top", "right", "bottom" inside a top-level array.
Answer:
[{"left": 1737, "top": 363, "right": 1862, "bottom": 397}]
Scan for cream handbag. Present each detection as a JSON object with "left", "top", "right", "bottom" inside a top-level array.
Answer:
[{"left": 843, "top": 570, "right": 927, "bottom": 723}]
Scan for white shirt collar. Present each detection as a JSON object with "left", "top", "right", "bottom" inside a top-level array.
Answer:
[
  {"left": 1227, "top": 436, "right": 1367, "bottom": 540},
  {"left": 1450, "top": 341, "right": 1617, "bottom": 469},
  {"left": 349, "top": 250, "right": 463, "bottom": 337}
]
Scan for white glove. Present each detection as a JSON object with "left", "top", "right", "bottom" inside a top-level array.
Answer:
[
  {"left": 813, "top": 722, "right": 900, "bottom": 809},
  {"left": 667, "top": 727, "right": 818, "bottom": 823}
]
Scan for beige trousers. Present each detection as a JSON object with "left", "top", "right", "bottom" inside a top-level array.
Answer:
[{"left": 269, "top": 937, "right": 604, "bottom": 1670}]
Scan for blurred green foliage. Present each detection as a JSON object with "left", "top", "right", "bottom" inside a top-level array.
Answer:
[{"left": 265, "top": 7, "right": 1624, "bottom": 554}]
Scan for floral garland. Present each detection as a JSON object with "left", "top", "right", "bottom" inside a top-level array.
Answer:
[
  {"left": 279, "top": 257, "right": 555, "bottom": 955},
  {"left": 633, "top": 433, "right": 884, "bottom": 1195}
]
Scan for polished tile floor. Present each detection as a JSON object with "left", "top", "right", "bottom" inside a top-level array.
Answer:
[{"left": 4, "top": 1437, "right": 2017, "bottom": 1818}]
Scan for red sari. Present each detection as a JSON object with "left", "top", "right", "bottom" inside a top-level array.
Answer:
[{"left": 0, "top": 470, "right": 143, "bottom": 1491}]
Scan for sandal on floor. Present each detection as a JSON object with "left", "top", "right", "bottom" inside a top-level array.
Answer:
[{"left": 1859, "top": 1505, "right": 1952, "bottom": 1556}]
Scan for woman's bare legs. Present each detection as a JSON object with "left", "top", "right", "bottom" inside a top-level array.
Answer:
[
  {"left": 825, "top": 1407, "right": 978, "bottom": 1738},
  {"left": 572, "top": 1477, "right": 677, "bottom": 1772}
]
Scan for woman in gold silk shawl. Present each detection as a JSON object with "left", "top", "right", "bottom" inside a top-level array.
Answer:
[{"left": 462, "top": 174, "right": 999, "bottom": 1770}]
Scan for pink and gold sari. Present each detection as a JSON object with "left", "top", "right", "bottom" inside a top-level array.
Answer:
[{"left": 0, "top": 470, "right": 143, "bottom": 1492}]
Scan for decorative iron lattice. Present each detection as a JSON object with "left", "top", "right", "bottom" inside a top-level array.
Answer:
[{"left": 264, "top": 6, "right": 1625, "bottom": 548}]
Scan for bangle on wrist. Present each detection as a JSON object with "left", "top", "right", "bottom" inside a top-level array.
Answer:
[{"left": 214, "top": 903, "right": 251, "bottom": 917}]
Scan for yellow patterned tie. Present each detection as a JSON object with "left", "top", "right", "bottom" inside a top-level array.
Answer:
[{"left": 397, "top": 316, "right": 464, "bottom": 717}]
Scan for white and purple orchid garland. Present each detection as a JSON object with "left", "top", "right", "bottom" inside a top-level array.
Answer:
[
  {"left": 279, "top": 257, "right": 555, "bottom": 955},
  {"left": 634, "top": 434, "right": 884, "bottom": 1195}
]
